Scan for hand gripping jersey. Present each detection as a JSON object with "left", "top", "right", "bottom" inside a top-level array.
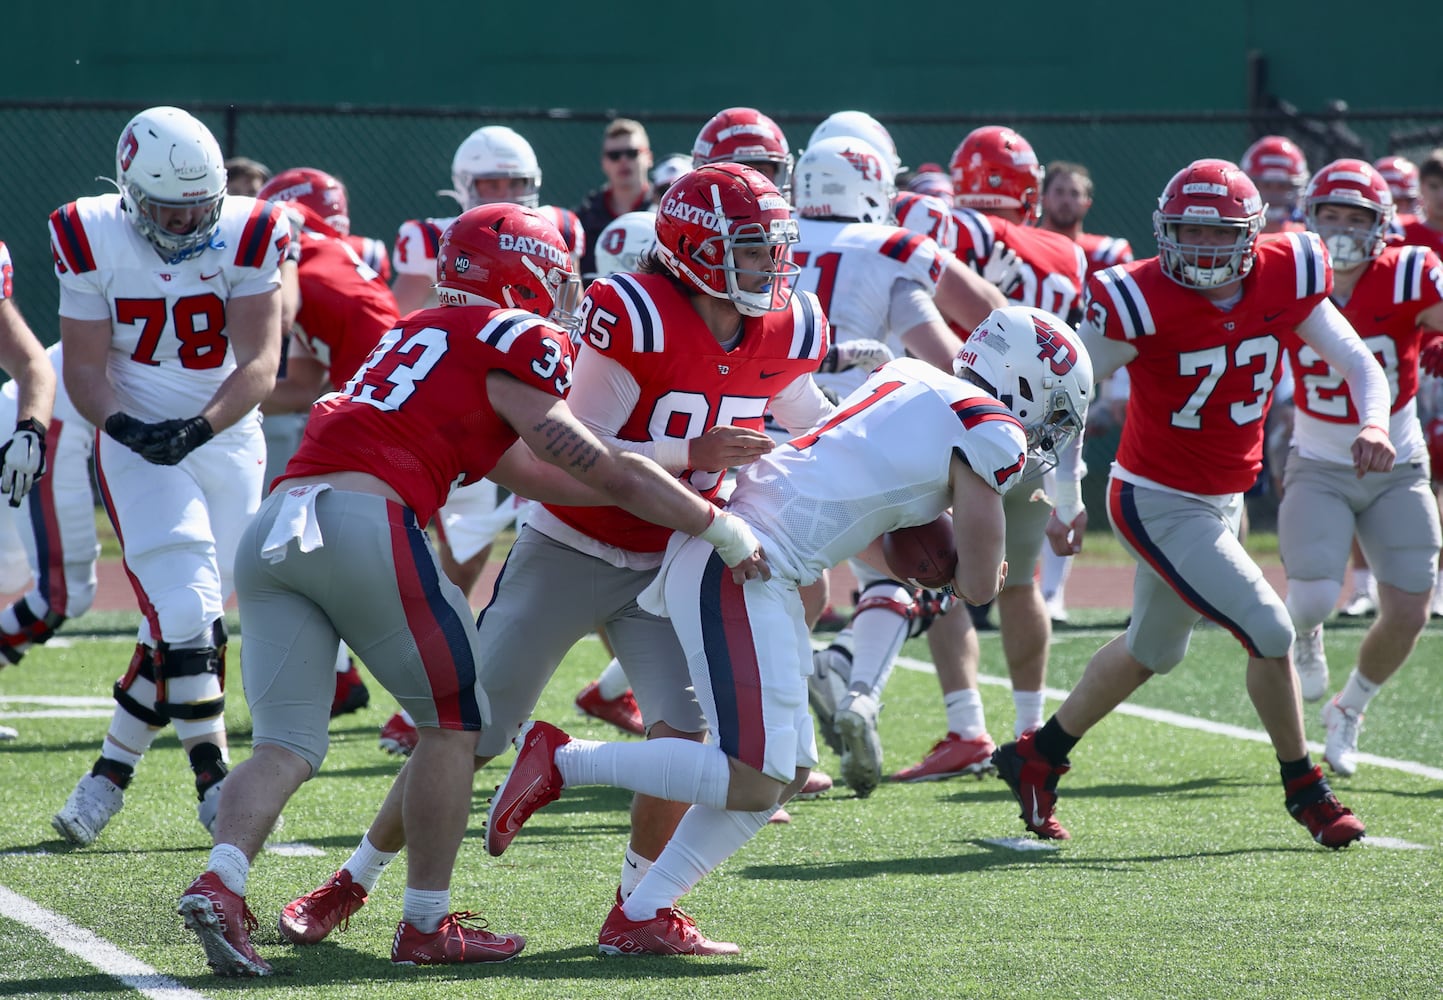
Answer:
[
  {"left": 952, "top": 208, "right": 1088, "bottom": 320},
  {"left": 1076, "top": 231, "right": 1135, "bottom": 278},
  {"left": 729, "top": 357, "right": 1028, "bottom": 585},
  {"left": 1283, "top": 243, "right": 1443, "bottom": 464},
  {"left": 49, "top": 193, "right": 288, "bottom": 420},
  {"left": 0, "top": 241, "right": 13, "bottom": 299},
  {"left": 280, "top": 304, "right": 575, "bottom": 524},
  {"left": 543, "top": 271, "right": 829, "bottom": 553},
  {"left": 1084, "top": 232, "right": 1332, "bottom": 494},
  {"left": 793, "top": 217, "right": 945, "bottom": 390},
  {"left": 291, "top": 230, "right": 402, "bottom": 389}
]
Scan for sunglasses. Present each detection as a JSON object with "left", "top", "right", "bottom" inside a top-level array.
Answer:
[{"left": 604, "top": 148, "right": 643, "bottom": 162}]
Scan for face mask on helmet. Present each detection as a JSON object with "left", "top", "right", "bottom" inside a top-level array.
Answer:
[
  {"left": 1305, "top": 160, "right": 1395, "bottom": 271},
  {"left": 444, "top": 126, "right": 542, "bottom": 211},
  {"left": 952, "top": 306, "right": 1092, "bottom": 476},
  {"left": 1152, "top": 160, "right": 1265, "bottom": 289},
  {"left": 655, "top": 164, "right": 801, "bottom": 317},
  {"left": 794, "top": 136, "right": 897, "bottom": 224},
  {"left": 116, "top": 107, "right": 227, "bottom": 264}
]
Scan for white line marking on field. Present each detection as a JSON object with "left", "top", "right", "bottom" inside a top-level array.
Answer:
[
  {"left": 894, "top": 653, "right": 1443, "bottom": 783},
  {"left": 1363, "top": 837, "right": 1431, "bottom": 850},
  {"left": 0, "top": 884, "right": 214, "bottom": 1000},
  {"left": 0, "top": 696, "right": 113, "bottom": 706},
  {"left": 983, "top": 837, "right": 1060, "bottom": 852},
  {"left": 265, "top": 842, "right": 324, "bottom": 857},
  {"left": 0, "top": 710, "right": 113, "bottom": 720}
]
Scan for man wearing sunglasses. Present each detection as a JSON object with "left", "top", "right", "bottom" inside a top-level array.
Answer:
[{"left": 577, "top": 118, "right": 655, "bottom": 279}]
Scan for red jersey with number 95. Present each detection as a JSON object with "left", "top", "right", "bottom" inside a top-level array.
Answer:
[
  {"left": 1083, "top": 232, "right": 1332, "bottom": 494},
  {"left": 280, "top": 304, "right": 575, "bottom": 524},
  {"left": 543, "top": 271, "right": 830, "bottom": 553}
]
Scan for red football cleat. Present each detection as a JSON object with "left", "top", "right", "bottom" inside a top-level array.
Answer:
[
  {"left": 992, "top": 732, "right": 1071, "bottom": 841},
  {"left": 1286, "top": 764, "right": 1365, "bottom": 849},
  {"left": 598, "top": 901, "right": 739, "bottom": 956},
  {"left": 378, "top": 712, "right": 418, "bottom": 756},
  {"left": 331, "top": 660, "right": 370, "bottom": 718},
  {"left": 391, "top": 911, "right": 525, "bottom": 965},
  {"left": 278, "top": 869, "right": 367, "bottom": 945},
  {"left": 889, "top": 732, "right": 997, "bottom": 782},
  {"left": 575, "top": 681, "right": 645, "bottom": 736},
  {"left": 178, "top": 872, "right": 272, "bottom": 977},
  {"left": 485, "top": 720, "right": 571, "bottom": 856}
]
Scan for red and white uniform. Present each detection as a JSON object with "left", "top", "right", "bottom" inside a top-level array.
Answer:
[
  {"left": 953, "top": 208, "right": 1088, "bottom": 320},
  {"left": 289, "top": 230, "right": 400, "bottom": 391},
  {"left": 530, "top": 272, "right": 831, "bottom": 565},
  {"left": 1087, "top": 234, "right": 1332, "bottom": 495},
  {"left": 1076, "top": 232, "right": 1134, "bottom": 279},
  {"left": 1284, "top": 244, "right": 1443, "bottom": 465},
  {"left": 792, "top": 217, "right": 944, "bottom": 396},
  {"left": 345, "top": 234, "right": 391, "bottom": 284},
  {"left": 893, "top": 192, "right": 958, "bottom": 253},
  {"left": 642, "top": 358, "right": 1025, "bottom": 780},
  {"left": 283, "top": 304, "right": 574, "bottom": 527}
]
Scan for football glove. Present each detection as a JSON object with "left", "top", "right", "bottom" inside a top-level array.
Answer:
[
  {"left": 104, "top": 412, "right": 151, "bottom": 450},
  {"left": 135, "top": 416, "right": 215, "bottom": 466},
  {"left": 820, "top": 338, "right": 895, "bottom": 374},
  {"left": 0, "top": 418, "right": 47, "bottom": 508},
  {"left": 982, "top": 240, "right": 1023, "bottom": 296}
]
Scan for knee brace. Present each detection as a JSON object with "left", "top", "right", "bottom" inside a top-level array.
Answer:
[
  {"left": 156, "top": 620, "right": 229, "bottom": 721},
  {"left": 856, "top": 580, "right": 954, "bottom": 641},
  {"left": 113, "top": 643, "right": 170, "bottom": 727},
  {"left": 0, "top": 595, "right": 66, "bottom": 664}
]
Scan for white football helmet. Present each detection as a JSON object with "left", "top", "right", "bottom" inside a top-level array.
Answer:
[
  {"left": 793, "top": 136, "right": 897, "bottom": 224},
  {"left": 952, "top": 306, "right": 1092, "bottom": 473},
  {"left": 594, "top": 211, "right": 657, "bottom": 277},
  {"left": 445, "top": 125, "right": 541, "bottom": 210},
  {"left": 806, "top": 111, "right": 903, "bottom": 181},
  {"left": 115, "top": 106, "right": 226, "bottom": 263}
]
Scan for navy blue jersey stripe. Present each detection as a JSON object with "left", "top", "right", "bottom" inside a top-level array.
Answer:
[{"left": 610, "top": 274, "right": 656, "bottom": 352}]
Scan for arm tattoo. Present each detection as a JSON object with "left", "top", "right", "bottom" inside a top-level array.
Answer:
[{"left": 533, "top": 416, "right": 601, "bottom": 473}]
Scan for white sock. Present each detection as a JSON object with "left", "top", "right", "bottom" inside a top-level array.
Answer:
[
  {"left": 621, "top": 804, "right": 776, "bottom": 921},
  {"left": 596, "top": 657, "right": 630, "bottom": 700},
  {"left": 1040, "top": 548, "right": 1072, "bottom": 600},
  {"left": 943, "top": 689, "right": 987, "bottom": 740},
  {"left": 1337, "top": 669, "right": 1381, "bottom": 714},
  {"left": 343, "top": 833, "right": 399, "bottom": 893},
  {"left": 848, "top": 599, "right": 911, "bottom": 694},
  {"left": 399, "top": 708, "right": 415, "bottom": 726},
  {"left": 556, "top": 737, "right": 730, "bottom": 810},
  {"left": 207, "top": 843, "right": 250, "bottom": 897},
  {"left": 334, "top": 645, "right": 350, "bottom": 674},
  {"left": 100, "top": 736, "right": 144, "bottom": 770},
  {"left": 1353, "top": 567, "right": 1374, "bottom": 594},
  {"left": 402, "top": 887, "right": 450, "bottom": 934},
  {"left": 619, "top": 844, "right": 653, "bottom": 900},
  {"left": 1013, "top": 690, "right": 1046, "bottom": 738}
]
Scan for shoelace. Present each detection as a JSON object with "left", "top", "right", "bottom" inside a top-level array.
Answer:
[
  {"left": 442, "top": 911, "right": 499, "bottom": 937},
  {"left": 1331, "top": 704, "right": 1363, "bottom": 746},
  {"left": 308, "top": 878, "right": 364, "bottom": 933}
]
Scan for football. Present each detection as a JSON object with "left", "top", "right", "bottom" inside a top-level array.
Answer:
[{"left": 882, "top": 513, "right": 957, "bottom": 590}]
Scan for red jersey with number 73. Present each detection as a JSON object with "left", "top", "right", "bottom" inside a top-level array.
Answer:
[
  {"left": 1083, "top": 232, "right": 1332, "bottom": 494},
  {"left": 280, "top": 304, "right": 575, "bottom": 523}
]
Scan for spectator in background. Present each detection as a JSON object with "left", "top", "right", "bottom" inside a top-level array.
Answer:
[
  {"left": 223, "top": 157, "right": 272, "bottom": 197},
  {"left": 576, "top": 119, "right": 654, "bottom": 278},
  {"left": 1040, "top": 161, "right": 1135, "bottom": 278}
]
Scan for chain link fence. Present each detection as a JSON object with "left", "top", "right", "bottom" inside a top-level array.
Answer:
[{"left": 3, "top": 101, "right": 1441, "bottom": 343}]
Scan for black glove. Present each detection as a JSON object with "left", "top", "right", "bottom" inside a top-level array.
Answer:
[
  {"left": 135, "top": 416, "right": 215, "bottom": 466},
  {"left": 0, "top": 417, "right": 47, "bottom": 508},
  {"left": 104, "top": 412, "right": 151, "bottom": 450}
]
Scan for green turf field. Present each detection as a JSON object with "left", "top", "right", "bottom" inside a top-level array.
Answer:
[{"left": 0, "top": 610, "right": 1439, "bottom": 999}]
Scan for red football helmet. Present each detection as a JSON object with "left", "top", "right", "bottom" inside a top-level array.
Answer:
[
  {"left": 435, "top": 204, "right": 582, "bottom": 325},
  {"left": 950, "top": 126, "right": 1045, "bottom": 221},
  {"left": 654, "top": 162, "right": 800, "bottom": 317},
  {"left": 691, "top": 108, "right": 793, "bottom": 191},
  {"left": 1373, "top": 155, "right": 1421, "bottom": 206},
  {"left": 257, "top": 168, "right": 350, "bottom": 238},
  {"left": 1153, "top": 158, "right": 1265, "bottom": 289},
  {"left": 1240, "top": 135, "right": 1309, "bottom": 221},
  {"left": 1305, "top": 158, "right": 1394, "bottom": 269}
]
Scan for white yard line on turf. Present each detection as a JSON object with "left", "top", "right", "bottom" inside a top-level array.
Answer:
[
  {"left": 0, "top": 885, "right": 214, "bottom": 1000},
  {"left": 894, "top": 653, "right": 1443, "bottom": 783}
]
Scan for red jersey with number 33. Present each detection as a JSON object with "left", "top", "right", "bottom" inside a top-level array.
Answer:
[
  {"left": 543, "top": 271, "right": 830, "bottom": 553},
  {"left": 1084, "top": 232, "right": 1332, "bottom": 493},
  {"left": 280, "top": 304, "right": 575, "bottom": 523}
]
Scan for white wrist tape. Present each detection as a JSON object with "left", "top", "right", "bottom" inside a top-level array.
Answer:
[
  {"left": 699, "top": 511, "right": 760, "bottom": 567},
  {"left": 1052, "top": 476, "right": 1084, "bottom": 525}
]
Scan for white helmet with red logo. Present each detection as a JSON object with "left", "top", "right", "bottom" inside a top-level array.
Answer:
[
  {"left": 806, "top": 110, "right": 903, "bottom": 181},
  {"left": 952, "top": 305, "right": 1091, "bottom": 471},
  {"left": 115, "top": 106, "right": 227, "bottom": 262},
  {"left": 793, "top": 136, "right": 897, "bottom": 224}
]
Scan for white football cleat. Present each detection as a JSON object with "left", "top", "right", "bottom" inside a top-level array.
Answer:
[
  {"left": 52, "top": 773, "right": 124, "bottom": 846},
  {"left": 836, "top": 691, "right": 883, "bottom": 798},
  {"left": 0, "top": 724, "right": 17, "bottom": 741},
  {"left": 1321, "top": 696, "right": 1364, "bottom": 778},
  {"left": 1339, "top": 585, "right": 1376, "bottom": 618},
  {"left": 1292, "top": 625, "right": 1329, "bottom": 703}
]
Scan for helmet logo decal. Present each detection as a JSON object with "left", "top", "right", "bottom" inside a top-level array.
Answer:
[
  {"left": 454, "top": 255, "right": 471, "bottom": 272},
  {"left": 1034, "top": 315, "right": 1077, "bottom": 376},
  {"left": 1182, "top": 182, "right": 1229, "bottom": 196},
  {"left": 661, "top": 195, "right": 722, "bottom": 232},
  {"left": 497, "top": 232, "right": 568, "bottom": 267},
  {"left": 119, "top": 127, "right": 139, "bottom": 171}
]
